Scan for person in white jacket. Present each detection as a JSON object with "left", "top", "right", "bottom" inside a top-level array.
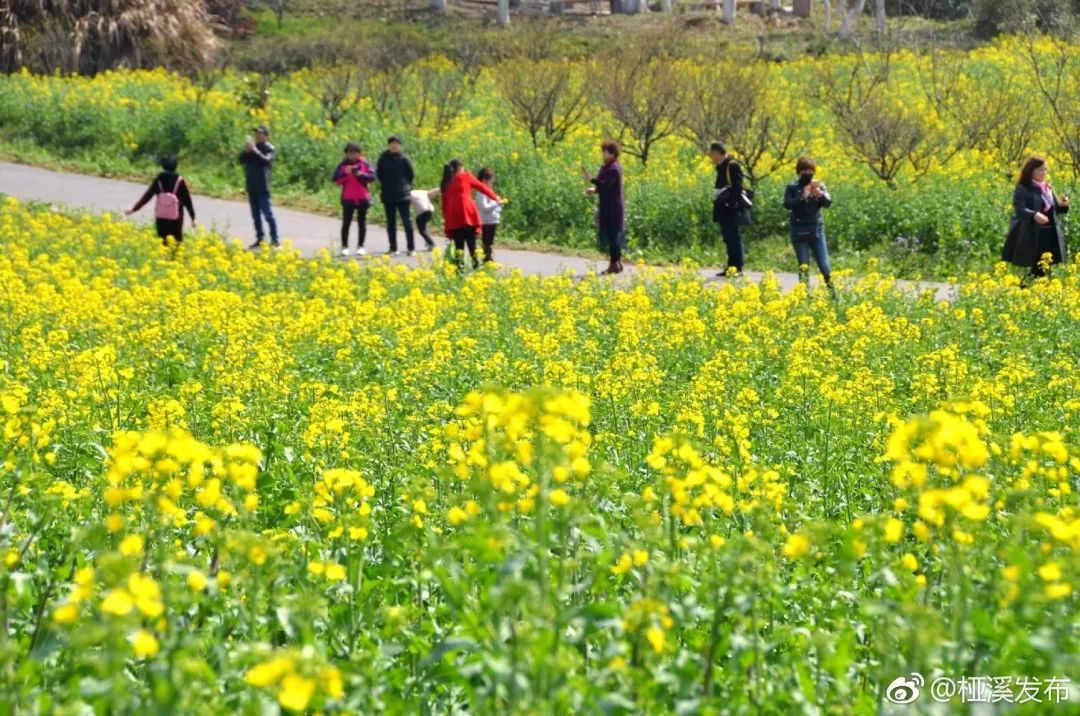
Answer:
[
  {"left": 475, "top": 167, "right": 505, "bottom": 263},
  {"left": 409, "top": 188, "right": 439, "bottom": 251}
]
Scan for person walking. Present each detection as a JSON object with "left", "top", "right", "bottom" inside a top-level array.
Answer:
[
  {"left": 476, "top": 167, "right": 503, "bottom": 263},
  {"left": 125, "top": 154, "right": 196, "bottom": 246},
  {"left": 333, "top": 142, "right": 376, "bottom": 257},
  {"left": 239, "top": 124, "right": 279, "bottom": 249},
  {"left": 581, "top": 140, "right": 626, "bottom": 275},
  {"left": 440, "top": 158, "right": 503, "bottom": 270},
  {"left": 409, "top": 187, "right": 440, "bottom": 252},
  {"left": 1002, "top": 156, "right": 1070, "bottom": 280},
  {"left": 376, "top": 135, "right": 417, "bottom": 255},
  {"left": 710, "top": 142, "right": 751, "bottom": 277},
  {"left": 783, "top": 157, "right": 833, "bottom": 287}
]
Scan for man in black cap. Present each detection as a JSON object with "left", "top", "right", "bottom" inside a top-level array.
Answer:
[
  {"left": 239, "top": 124, "right": 280, "bottom": 249},
  {"left": 375, "top": 135, "right": 416, "bottom": 255}
]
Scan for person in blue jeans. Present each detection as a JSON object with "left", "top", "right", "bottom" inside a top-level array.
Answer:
[
  {"left": 783, "top": 156, "right": 833, "bottom": 287},
  {"left": 239, "top": 124, "right": 280, "bottom": 248}
]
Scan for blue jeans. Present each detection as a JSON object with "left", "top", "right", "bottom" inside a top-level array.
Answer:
[
  {"left": 248, "top": 191, "right": 279, "bottom": 244},
  {"left": 791, "top": 224, "right": 831, "bottom": 281},
  {"left": 717, "top": 222, "right": 744, "bottom": 271},
  {"left": 384, "top": 200, "right": 415, "bottom": 252}
]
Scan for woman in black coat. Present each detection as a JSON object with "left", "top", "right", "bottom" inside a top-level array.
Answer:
[{"left": 1002, "top": 156, "right": 1070, "bottom": 277}]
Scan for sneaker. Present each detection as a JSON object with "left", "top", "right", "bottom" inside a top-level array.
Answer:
[
  {"left": 407, "top": 250, "right": 416, "bottom": 257},
  {"left": 386, "top": 249, "right": 397, "bottom": 256},
  {"left": 342, "top": 247, "right": 354, "bottom": 257},
  {"left": 248, "top": 240, "right": 263, "bottom": 250},
  {"left": 270, "top": 241, "right": 281, "bottom": 249},
  {"left": 357, "top": 247, "right": 367, "bottom": 256},
  {"left": 424, "top": 243, "right": 436, "bottom": 252}
]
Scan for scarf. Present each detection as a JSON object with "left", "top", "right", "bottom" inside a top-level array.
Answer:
[{"left": 1033, "top": 179, "right": 1053, "bottom": 212}]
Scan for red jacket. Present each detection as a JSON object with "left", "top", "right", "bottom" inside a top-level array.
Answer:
[
  {"left": 333, "top": 158, "right": 376, "bottom": 205},
  {"left": 441, "top": 171, "right": 499, "bottom": 233}
]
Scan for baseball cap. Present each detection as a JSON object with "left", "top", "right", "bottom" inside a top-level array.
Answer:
[
  {"left": 253, "top": 125, "right": 270, "bottom": 135},
  {"left": 387, "top": 135, "right": 402, "bottom": 145}
]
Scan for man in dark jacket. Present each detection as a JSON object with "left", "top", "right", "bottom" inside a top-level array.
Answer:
[
  {"left": 710, "top": 142, "right": 750, "bottom": 277},
  {"left": 239, "top": 124, "right": 279, "bottom": 249},
  {"left": 376, "top": 135, "right": 416, "bottom": 255}
]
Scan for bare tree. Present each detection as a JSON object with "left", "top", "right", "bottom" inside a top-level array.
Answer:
[
  {"left": 497, "top": 60, "right": 590, "bottom": 147},
  {"left": 1022, "top": 35, "right": 1080, "bottom": 179},
  {"left": 262, "top": 0, "right": 289, "bottom": 29},
  {"left": 392, "top": 56, "right": 470, "bottom": 131},
  {"left": 496, "top": 0, "right": 510, "bottom": 26},
  {"left": 822, "top": 0, "right": 832, "bottom": 32},
  {"left": 592, "top": 36, "right": 689, "bottom": 166},
  {"left": 839, "top": 0, "right": 866, "bottom": 38},
  {"left": 723, "top": 0, "right": 735, "bottom": 24},
  {"left": 873, "top": 0, "right": 885, "bottom": 33},
  {"left": 819, "top": 48, "right": 946, "bottom": 184},
  {"left": 301, "top": 65, "right": 370, "bottom": 127},
  {"left": 684, "top": 59, "right": 804, "bottom": 183},
  {"left": 918, "top": 50, "right": 1036, "bottom": 177}
]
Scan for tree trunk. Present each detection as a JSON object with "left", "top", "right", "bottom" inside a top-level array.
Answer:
[
  {"left": 661, "top": 0, "right": 673, "bottom": 9},
  {"left": 873, "top": 0, "right": 885, "bottom": 33},
  {"left": 497, "top": 0, "right": 510, "bottom": 25},
  {"left": 723, "top": 0, "right": 735, "bottom": 24},
  {"left": 822, "top": 0, "right": 832, "bottom": 32},
  {"left": 431, "top": 0, "right": 446, "bottom": 11},
  {"left": 839, "top": 0, "right": 865, "bottom": 38}
]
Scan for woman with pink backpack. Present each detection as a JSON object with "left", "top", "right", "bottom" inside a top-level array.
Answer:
[{"left": 126, "top": 155, "right": 196, "bottom": 246}]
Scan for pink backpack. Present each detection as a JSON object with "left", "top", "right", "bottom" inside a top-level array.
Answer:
[{"left": 154, "top": 177, "right": 183, "bottom": 221}]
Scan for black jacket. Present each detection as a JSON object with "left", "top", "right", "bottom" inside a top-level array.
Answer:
[
  {"left": 131, "top": 172, "right": 195, "bottom": 223},
  {"left": 239, "top": 141, "right": 275, "bottom": 195},
  {"left": 376, "top": 151, "right": 415, "bottom": 203},
  {"left": 783, "top": 180, "right": 832, "bottom": 229},
  {"left": 713, "top": 159, "right": 747, "bottom": 225},
  {"left": 1002, "top": 181, "right": 1068, "bottom": 268}
]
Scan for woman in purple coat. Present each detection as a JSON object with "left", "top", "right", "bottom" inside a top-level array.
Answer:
[{"left": 581, "top": 140, "right": 626, "bottom": 275}]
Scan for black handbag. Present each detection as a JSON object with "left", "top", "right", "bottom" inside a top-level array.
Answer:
[{"left": 794, "top": 228, "right": 816, "bottom": 242}]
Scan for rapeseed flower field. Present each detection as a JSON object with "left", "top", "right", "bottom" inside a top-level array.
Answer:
[
  {"left": 1, "top": 197, "right": 1078, "bottom": 712},
  {"left": 1, "top": 36, "right": 1077, "bottom": 276}
]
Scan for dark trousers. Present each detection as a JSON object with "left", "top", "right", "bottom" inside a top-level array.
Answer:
[
  {"left": 1031, "top": 225, "right": 1064, "bottom": 277},
  {"left": 450, "top": 226, "right": 478, "bottom": 268},
  {"left": 416, "top": 211, "right": 435, "bottom": 247},
  {"left": 481, "top": 224, "right": 497, "bottom": 262},
  {"left": 248, "top": 191, "right": 278, "bottom": 244},
  {"left": 155, "top": 219, "right": 183, "bottom": 246},
  {"left": 383, "top": 199, "right": 414, "bottom": 252},
  {"left": 718, "top": 221, "right": 743, "bottom": 271},
  {"left": 341, "top": 201, "right": 370, "bottom": 248},
  {"left": 599, "top": 228, "right": 625, "bottom": 263}
]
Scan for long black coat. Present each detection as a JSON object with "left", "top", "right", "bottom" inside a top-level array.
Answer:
[
  {"left": 1002, "top": 182, "right": 1069, "bottom": 268},
  {"left": 713, "top": 159, "right": 749, "bottom": 226}
]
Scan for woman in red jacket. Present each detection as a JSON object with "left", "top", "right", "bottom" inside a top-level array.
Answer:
[{"left": 440, "top": 158, "right": 503, "bottom": 269}]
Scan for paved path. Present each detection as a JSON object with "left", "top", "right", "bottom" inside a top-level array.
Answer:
[{"left": 0, "top": 161, "right": 952, "bottom": 298}]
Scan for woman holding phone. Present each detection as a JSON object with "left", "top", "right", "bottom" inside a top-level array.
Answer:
[
  {"left": 783, "top": 156, "right": 833, "bottom": 287},
  {"left": 1002, "top": 156, "right": 1070, "bottom": 279}
]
